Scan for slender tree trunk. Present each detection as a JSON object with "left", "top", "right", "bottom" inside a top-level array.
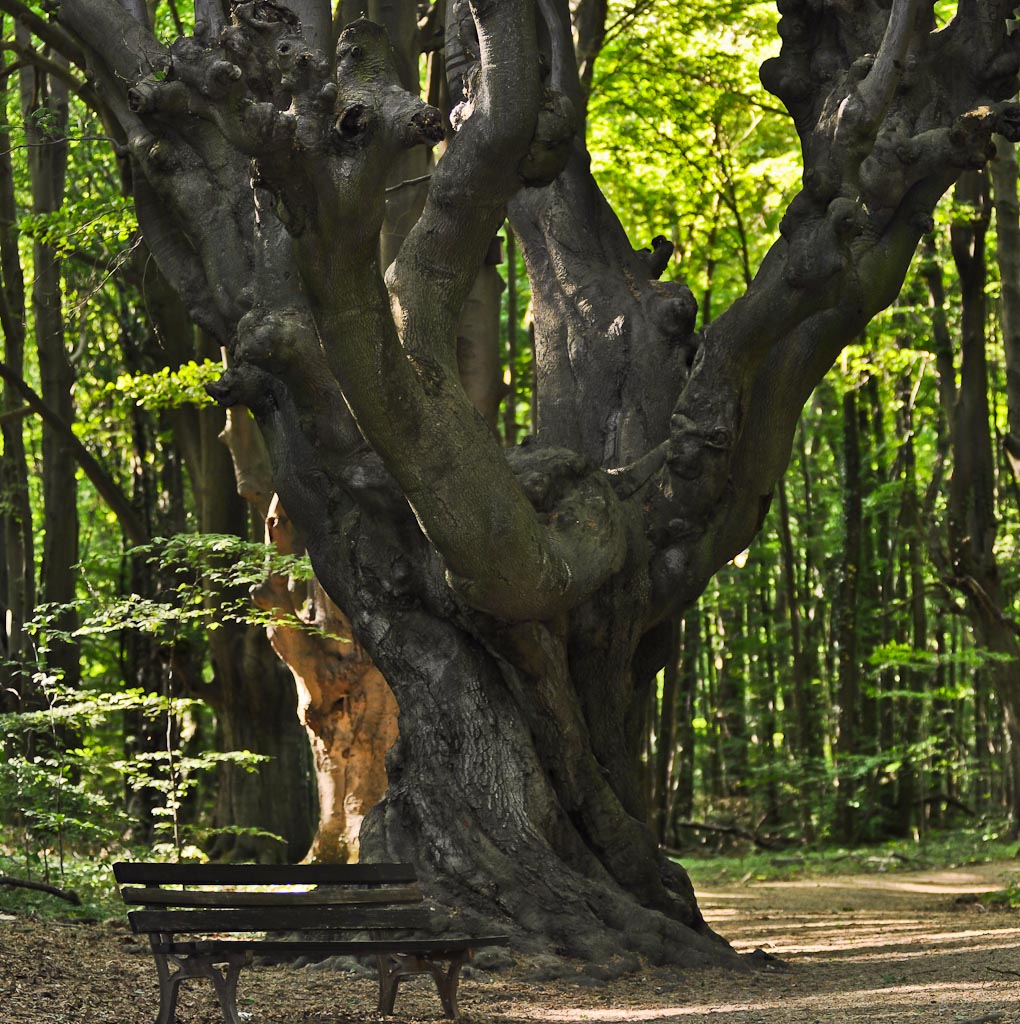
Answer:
[
  {"left": 0, "top": 29, "right": 35, "bottom": 729},
  {"left": 991, "top": 136, "right": 1020, "bottom": 475},
  {"left": 19, "top": 41, "right": 78, "bottom": 691},
  {"left": 755, "top": 576, "right": 780, "bottom": 827},
  {"left": 673, "top": 606, "right": 699, "bottom": 825},
  {"left": 896, "top": 381, "right": 925, "bottom": 837},
  {"left": 653, "top": 622, "right": 680, "bottom": 844},
  {"left": 944, "top": 171, "right": 1020, "bottom": 830},
  {"left": 777, "top": 475, "right": 819, "bottom": 839},
  {"left": 715, "top": 600, "right": 747, "bottom": 798},
  {"left": 835, "top": 386, "right": 862, "bottom": 843}
]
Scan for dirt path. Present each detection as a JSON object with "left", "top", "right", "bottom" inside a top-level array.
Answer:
[
  {"left": 3, "top": 860, "right": 1020, "bottom": 1023},
  {"left": 678, "top": 859, "right": 1020, "bottom": 1024}
]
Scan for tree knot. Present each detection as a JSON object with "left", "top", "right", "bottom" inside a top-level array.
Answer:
[
  {"left": 336, "top": 19, "right": 400, "bottom": 84},
  {"left": 783, "top": 196, "right": 864, "bottom": 289},
  {"left": 519, "top": 89, "right": 577, "bottom": 188}
]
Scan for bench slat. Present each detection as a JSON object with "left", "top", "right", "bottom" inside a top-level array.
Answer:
[
  {"left": 129, "top": 905, "right": 436, "bottom": 934},
  {"left": 121, "top": 884, "right": 422, "bottom": 908},
  {"left": 155, "top": 936, "right": 510, "bottom": 956},
  {"left": 113, "top": 862, "right": 415, "bottom": 886}
]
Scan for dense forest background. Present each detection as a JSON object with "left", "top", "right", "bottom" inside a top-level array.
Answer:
[{"left": 2, "top": 0, "right": 1019, "bottom": 883}]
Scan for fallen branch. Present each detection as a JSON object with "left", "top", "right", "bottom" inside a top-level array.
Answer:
[
  {"left": 953, "top": 1013, "right": 1004, "bottom": 1024},
  {"left": 668, "top": 820, "right": 789, "bottom": 851},
  {"left": 922, "top": 794, "right": 977, "bottom": 817},
  {"left": 0, "top": 874, "right": 81, "bottom": 905}
]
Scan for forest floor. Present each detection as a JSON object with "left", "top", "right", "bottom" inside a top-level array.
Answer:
[{"left": 4, "top": 858, "right": 1020, "bottom": 1024}]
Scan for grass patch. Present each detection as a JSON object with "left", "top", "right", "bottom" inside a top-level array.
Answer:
[{"left": 676, "top": 823, "right": 1020, "bottom": 887}]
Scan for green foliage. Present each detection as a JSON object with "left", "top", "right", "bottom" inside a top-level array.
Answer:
[
  {"left": 0, "top": 677, "right": 270, "bottom": 869},
  {"left": 27, "top": 534, "right": 331, "bottom": 649},
  {"left": 0, "top": 530, "right": 315, "bottom": 874},
  {"left": 101, "top": 360, "right": 222, "bottom": 411},
  {"left": 19, "top": 195, "right": 138, "bottom": 257},
  {"left": 587, "top": 0, "right": 796, "bottom": 320},
  {"left": 868, "top": 642, "right": 1014, "bottom": 676}
]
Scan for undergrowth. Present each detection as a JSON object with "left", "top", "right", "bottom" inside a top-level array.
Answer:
[{"left": 0, "top": 846, "right": 124, "bottom": 920}]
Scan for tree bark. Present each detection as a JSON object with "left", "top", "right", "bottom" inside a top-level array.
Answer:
[{"left": 991, "top": 136, "right": 1020, "bottom": 475}]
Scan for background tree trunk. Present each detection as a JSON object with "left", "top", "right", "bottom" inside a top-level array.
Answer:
[
  {"left": 0, "top": 30, "right": 35, "bottom": 729},
  {"left": 835, "top": 385, "right": 862, "bottom": 843},
  {"left": 944, "top": 171, "right": 1020, "bottom": 830},
  {"left": 19, "top": 41, "right": 78, "bottom": 693}
]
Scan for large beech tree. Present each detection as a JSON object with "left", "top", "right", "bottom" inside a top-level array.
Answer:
[{"left": 22, "top": 0, "right": 1020, "bottom": 965}]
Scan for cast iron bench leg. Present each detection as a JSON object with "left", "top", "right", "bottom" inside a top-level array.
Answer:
[
  {"left": 150, "top": 936, "right": 188, "bottom": 1024},
  {"left": 152, "top": 951, "right": 184, "bottom": 1024},
  {"left": 209, "top": 953, "right": 248, "bottom": 1024},
  {"left": 376, "top": 952, "right": 469, "bottom": 1019},
  {"left": 377, "top": 954, "right": 402, "bottom": 1015},
  {"left": 149, "top": 940, "right": 248, "bottom": 1024},
  {"left": 429, "top": 952, "right": 467, "bottom": 1019}
]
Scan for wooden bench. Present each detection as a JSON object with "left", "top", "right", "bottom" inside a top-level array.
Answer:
[{"left": 114, "top": 861, "right": 509, "bottom": 1023}]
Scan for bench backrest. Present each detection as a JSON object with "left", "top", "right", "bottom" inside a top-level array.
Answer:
[{"left": 114, "top": 862, "right": 429, "bottom": 936}]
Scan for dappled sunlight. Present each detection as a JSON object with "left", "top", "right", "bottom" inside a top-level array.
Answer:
[
  {"left": 521, "top": 980, "right": 1020, "bottom": 1023},
  {"left": 710, "top": 905, "right": 1020, "bottom": 958},
  {"left": 740, "top": 872, "right": 1008, "bottom": 895},
  {"left": 741, "top": 930, "right": 1020, "bottom": 958}
]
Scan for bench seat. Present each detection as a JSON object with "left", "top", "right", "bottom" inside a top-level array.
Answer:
[{"left": 114, "top": 861, "right": 508, "bottom": 1022}]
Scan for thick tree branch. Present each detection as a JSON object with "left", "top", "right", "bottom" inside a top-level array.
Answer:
[
  {"left": 638, "top": 1, "right": 1020, "bottom": 606},
  {"left": 0, "top": 41, "right": 100, "bottom": 110},
  {"left": 56, "top": 0, "right": 169, "bottom": 82},
  {"left": 854, "top": 0, "right": 922, "bottom": 131},
  {"left": 391, "top": 0, "right": 547, "bottom": 375},
  {"left": 570, "top": 0, "right": 608, "bottom": 109},
  {"left": 94, "top": 1, "right": 616, "bottom": 621}
]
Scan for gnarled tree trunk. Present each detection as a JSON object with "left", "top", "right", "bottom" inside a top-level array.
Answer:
[{"left": 49, "top": 0, "right": 1020, "bottom": 964}]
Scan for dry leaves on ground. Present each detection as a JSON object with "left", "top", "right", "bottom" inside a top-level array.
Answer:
[{"left": 3, "top": 860, "right": 1020, "bottom": 1024}]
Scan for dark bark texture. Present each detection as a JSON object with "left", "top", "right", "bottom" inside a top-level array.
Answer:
[{"left": 48, "top": 0, "right": 1020, "bottom": 964}]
